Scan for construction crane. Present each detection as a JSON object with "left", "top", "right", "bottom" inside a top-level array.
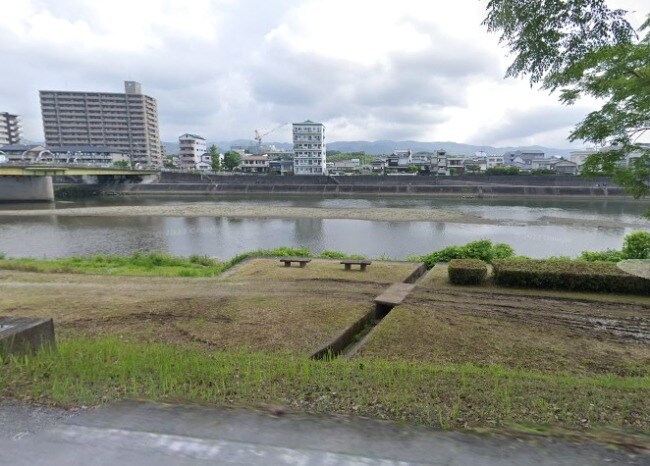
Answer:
[{"left": 254, "top": 122, "right": 288, "bottom": 152}]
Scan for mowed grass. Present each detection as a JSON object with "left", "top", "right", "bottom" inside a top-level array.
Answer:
[
  {"left": 0, "top": 267, "right": 377, "bottom": 356},
  {"left": 225, "top": 258, "right": 419, "bottom": 284},
  {"left": 1, "top": 338, "right": 648, "bottom": 434},
  {"left": 355, "top": 303, "right": 650, "bottom": 377}
]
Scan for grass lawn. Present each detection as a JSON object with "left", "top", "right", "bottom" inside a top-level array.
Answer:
[
  {"left": 224, "top": 258, "right": 419, "bottom": 284},
  {"left": 0, "top": 265, "right": 378, "bottom": 356},
  {"left": 1, "top": 338, "right": 648, "bottom": 435},
  {"left": 355, "top": 302, "right": 650, "bottom": 376}
]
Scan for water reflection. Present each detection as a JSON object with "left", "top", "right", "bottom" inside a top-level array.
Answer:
[{"left": 0, "top": 196, "right": 645, "bottom": 260}]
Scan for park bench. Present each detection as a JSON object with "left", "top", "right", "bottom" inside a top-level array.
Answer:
[
  {"left": 340, "top": 259, "right": 372, "bottom": 271},
  {"left": 279, "top": 258, "right": 311, "bottom": 268}
]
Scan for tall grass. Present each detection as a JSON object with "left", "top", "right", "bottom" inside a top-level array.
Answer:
[
  {"left": 1, "top": 338, "right": 648, "bottom": 432},
  {"left": 0, "top": 248, "right": 369, "bottom": 278}
]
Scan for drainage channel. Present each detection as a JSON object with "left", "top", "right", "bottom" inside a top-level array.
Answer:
[{"left": 310, "top": 264, "right": 427, "bottom": 360}]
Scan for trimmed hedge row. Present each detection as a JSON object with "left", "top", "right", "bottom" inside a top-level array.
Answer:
[
  {"left": 492, "top": 259, "right": 650, "bottom": 295},
  {"left": 448, "top": 259, "right": 488, "bottom": 285}
]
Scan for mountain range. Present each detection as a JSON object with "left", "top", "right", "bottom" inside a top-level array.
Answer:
[
  {"left": 162, "top": 140, "right": 575, "bottom": 157},
  {"left": 21, "top": 139, "right": 574, "bottom": 158}
]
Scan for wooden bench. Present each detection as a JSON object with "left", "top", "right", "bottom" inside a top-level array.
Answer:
[
  {"left": 279, "top": 258, "right": 311, "bottom": 268},
  {"left": 340, "top": 260, "right": 372, "bottom": 271}
]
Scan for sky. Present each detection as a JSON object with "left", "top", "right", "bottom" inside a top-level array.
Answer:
[{"left": 0, "top": 0, "right": 646, "bottom": 148}]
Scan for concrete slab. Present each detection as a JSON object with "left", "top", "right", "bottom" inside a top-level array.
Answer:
[
  {"left": 375, "top": 283, "right": 415, "bottom": 306},
  {"left": 0, "top": 401, "right": 645, "bottom": 465},
  {"left": 0, "top": 317, "right": 55, "bottom": 356}
]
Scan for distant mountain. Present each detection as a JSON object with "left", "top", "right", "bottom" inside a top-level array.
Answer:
[
  {"left": 163, "top": 139, "right": 574, "bottom": 157},
  {"left": 325, "top": 140, "right": 574, "bottom": 157}
]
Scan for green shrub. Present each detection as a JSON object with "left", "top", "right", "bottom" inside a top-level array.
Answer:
[
  {"left": 622, "top": 231, "right": 650, "bottom": 259},
  {"left": 0, "top": 252, "right": 5, "bottom": 260},
  {"left": 419, "top": 240, "right": 515, "bottom": 269},
  {"left": 492, "top": 259, "right": 650, "bottom": 294},
  {"left": 448, "top": 259, "right": 488, "bottom": 285},
  {"left": 579, "top": 249, "right": 624, "bottom": 262},
  {"left": 188, "top": 254, "right": 218, "bottom": 267},
  {"left": 319, "top": 250, "right": 366, "bottom": 260}
]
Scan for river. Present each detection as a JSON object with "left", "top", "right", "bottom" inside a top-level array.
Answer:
[{"left": 0, "top": 196, "right": 648, "bottom": 260}]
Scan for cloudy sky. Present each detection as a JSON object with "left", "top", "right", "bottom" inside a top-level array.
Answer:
[{"left": 1, "top": 0, "right": 646, "bottom": 147}]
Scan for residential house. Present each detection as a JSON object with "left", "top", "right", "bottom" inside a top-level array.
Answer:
[{"left": 240, "top": 155, "right": 269, "bottom": 173}]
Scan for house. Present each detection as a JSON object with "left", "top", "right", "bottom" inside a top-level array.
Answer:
[
  {"left": 240, "top": 155, "right": 269, "bottom": 173},
  {"left": 371, "top": 157, "right": 387, "bottom": 172},
  {"left": 486, "top": 155, "right": 504, "bottom": 169},
  {"left": 551, "top": 159, "right": 578, "bottom": 175},
  {"left": 386, "top": 150, "right": 412, "bottom": 171},
  {"left": 503, "top": 149, "right": 545, "bottom": 166},
  {"left": 411, "top": 153, "right": 432, "bottom": 172},
  {"left": 269, "top": 159, "right": 293, "bottom": 175},
  {"left": 447, "top": 156, "right": 468, "bottom": 175}
]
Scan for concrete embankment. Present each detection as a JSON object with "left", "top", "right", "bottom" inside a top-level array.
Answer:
[
  {"left": 112, "top": 173, "right": 625, "bottom": 198},
  {"left": 52, "top": 173, "right": 625, "bottom": 198}
]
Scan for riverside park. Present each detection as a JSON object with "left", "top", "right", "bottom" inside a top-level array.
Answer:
[{"left": 0, "top": 229, "right": 648, "bottom": 462}]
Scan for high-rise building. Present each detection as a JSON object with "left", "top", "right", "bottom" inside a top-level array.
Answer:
[
  {"left": 178, "top": 133, "right": 208, "bottom": 170},
  {"left": 0, "top": 112, "right": 22, "bottom": 145},
  {"left": 292, "top": 120, "right": 326, "bottom": 175},
  {"left": 39, "top": 81, "right": 162, "bottom": 166}
]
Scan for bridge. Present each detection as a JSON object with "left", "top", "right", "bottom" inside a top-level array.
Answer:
[{"left": 0, "top": 165, "right": 158, "bottom": 201}]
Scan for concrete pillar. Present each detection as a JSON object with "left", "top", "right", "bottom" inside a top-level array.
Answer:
[{"left": 0, "top": 176, "right": 55, "bottom": 202}]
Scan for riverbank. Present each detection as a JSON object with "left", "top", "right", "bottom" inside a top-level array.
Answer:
[
  {"left": 0, "top": 204, "right": 490, "bottom": 223},
  {"left": 1, "top": 257, "right": 648, "bottom": 441},
  {"left": 1, "top": 203, "right": 648, "bottom": 228}
]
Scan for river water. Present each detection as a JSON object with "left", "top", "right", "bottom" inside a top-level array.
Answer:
[{"left": 0, "top": 196, "right": 648, "bottom": 260}]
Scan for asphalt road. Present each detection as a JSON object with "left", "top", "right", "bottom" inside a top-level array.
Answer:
[{"left": 0, "top": 401, "right": 647, "bottom": 465}]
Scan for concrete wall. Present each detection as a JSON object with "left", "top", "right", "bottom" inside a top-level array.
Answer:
[
  {"left": 158, "top": 172, "right": 615, "bottom": 187},
  {"left": 0, "top": 176, "right": 54, "bottom": 202}
]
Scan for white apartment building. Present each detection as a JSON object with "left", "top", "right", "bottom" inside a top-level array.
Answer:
[
  {"left": 178, "top": 133, "right": 207, "bottom": 170},
  {"left": 0, "top": 112, "right": 21, "bottom": 145},
  {"left": 569, "top": 149, "right": 598, "bottom": 167},
  {"left": 292, "top": 120, "right": 326, "bottom": 175},
  {"left": 486, "top": 155, "right": 504, "bottom": 169},
  {"left": 40, "top": 81, "right": 162, "bottom": 167}
]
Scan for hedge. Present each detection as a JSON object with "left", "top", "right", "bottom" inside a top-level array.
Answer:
[
  {"left": 492, "top": 259, "right": 650, "bottom": 295},
  {"left": 448, "top": 259, "right": 488, "bottom": 285}
]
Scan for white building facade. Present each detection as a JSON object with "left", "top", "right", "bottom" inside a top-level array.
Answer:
[
  {"left": 292, "top": 120, "right": 326, "bottom": 175},
  {"left": 0, "top": 112, "right": 22, "bottom": 145},
  {"left": 178, "top": 133, "right": 207, "bottom": 170}
]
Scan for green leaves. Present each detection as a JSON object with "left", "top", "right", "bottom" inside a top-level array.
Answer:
[{"left": 484, "top": 1, "right": 650, "bottom": 201}]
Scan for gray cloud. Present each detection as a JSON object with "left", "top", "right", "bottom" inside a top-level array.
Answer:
[
  {"left": 480, "top": 106, "right": 590, "bottom": 145},
  {"left": 1, "top": 0, "right": 624, "bottom": 148}
]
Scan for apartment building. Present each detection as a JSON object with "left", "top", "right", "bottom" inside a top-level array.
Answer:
[
  {"left": 0, "top": 112, "right": 22, "bottom": 145},
  {"left": 39, "top": 81, "right": 162, "bottom": 166},
  {"left": 292, "top": 120, "right": 326, "bottom": 175},
  {"left": 178, "top": 133, "right": 207, "bottom": 170}
]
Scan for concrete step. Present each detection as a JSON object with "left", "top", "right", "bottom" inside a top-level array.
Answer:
[{"left": 374, "top": 283, "right": 415, "bottom": 306}]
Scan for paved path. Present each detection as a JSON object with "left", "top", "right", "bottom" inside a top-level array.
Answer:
[{"left": 0, "top": 401, "right": 647, "bottom": 465}]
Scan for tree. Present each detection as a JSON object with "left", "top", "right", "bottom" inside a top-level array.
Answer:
[
  {"left": 210, "top": 145, "right": 221, "bottom": 172},
  {"left": 223, "top": 151, "right": 242, "bottom": 171},
  {"left": 113, "top": 160, "right": 130, "bottom": 169},
  {"left": 483, "top": 1, "right": 650, "bottom": 207}
]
